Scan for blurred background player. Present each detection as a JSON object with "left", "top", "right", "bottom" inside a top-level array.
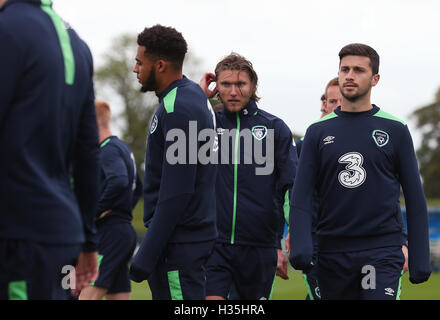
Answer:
[
  {"left": 79, "top": 100, "right": 142, "bottom": 300},
  {"left": 129, "top": 25, "right": 218, "bottom": 300},
  {"left": 295, "top": 78, "right": 342, "bottom": 154},
  {"left": 0, "top": 0, "right": 99, "bottom": 299},
  {"left": 323, "top": 77, "right": 343, "bottom": 115},
  {"left": 200, "top": 53, "right": 297, "bottom": 300},
  {"left": 319, "top": 94, "right": 327, "bottom": 118}
]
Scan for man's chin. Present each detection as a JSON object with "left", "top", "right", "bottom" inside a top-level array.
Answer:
[
  {"left": 342, "top": 92, "right": 360, "bottom": 103},
  {"left": 224, "top": 104, "right": 244, "bottom": 113}
]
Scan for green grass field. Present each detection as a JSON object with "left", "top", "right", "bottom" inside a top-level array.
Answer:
[
  {"left": 130, "top": 201, "right": 440, "bottom": 300},
  {"left": 129, "top": 268, "right": 440, "bottom": 300}
]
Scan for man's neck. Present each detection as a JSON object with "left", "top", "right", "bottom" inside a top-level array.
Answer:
[
  {"left": 99, "top": 128, "right": 112, "bottom": 144},
  {"left": 156, "top": 72, "right": 183, "bottom": 95},
  {"left": 340, "top": 94, "right": 373, "bottom": 112}
]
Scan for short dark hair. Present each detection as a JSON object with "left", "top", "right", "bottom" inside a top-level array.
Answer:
[
  {"left": 137, "top": 24, "right": 187, "bottom": 70},
  {"left": 214, "top": 52, "right": 260, "bottom": 102},
  {"left": 338, "top": 43, "right": 380, "bottom": 75}
]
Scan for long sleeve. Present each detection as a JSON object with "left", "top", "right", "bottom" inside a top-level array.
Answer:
[
  {"left": 289, "top": 127, "right": 317, "bottom": 271},
  {"left": 130, "top": 193, "right": 193, "bottom": 282},
  {"left": 275, "top": 121, "right": 298, "bottom": 248},
  {"left": 0, "top": 27, "right": 21, "bottom": 129},
  {"left": 130, "top": 111, "right": 197, "bottom": 281},
  {"left": 132, "top": 172, "right": 143, "bottom": 210},
  {"left": 396, "top": 126, "right": 431, "bottom": 284},
  {"left": 72, "top": 80, "right": 100, "bottom": 252},
  {"left": 274, "top": 189, "right": 287, "bottom": 249},
  {"left": 275, "top": 121, "right": 298, "bottom": 196},
  {"left": 97, "top": 145, "right": 129, "bottom": 215}
]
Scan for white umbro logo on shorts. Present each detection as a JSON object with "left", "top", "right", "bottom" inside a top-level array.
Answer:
[{"left": 384, "top": 288, "right": 395, "bottom": 296}]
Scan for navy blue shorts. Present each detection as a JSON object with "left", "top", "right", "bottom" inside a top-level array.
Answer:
[
  {"left": 0, "top": 239, "right": 81, "bottom": 300},
  {"left": 317, "top": 246, "right": 405, "bottom": 300},
  {"left": 206, "top": 243, "right": 277, "bottom": 300},
  {"left": 147, "top": 240, "right": 215, "bottom": 300},
  {"left": 93, "top": 220, "right": 137, "bottom": 293}
]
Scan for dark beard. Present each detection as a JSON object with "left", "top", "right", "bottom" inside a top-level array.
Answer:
[
  {"left": 341, "top": 84, "right": 370, "bottom": 102},
  {"left": 140, "top": 67, "right": 156, "bottom": 93}
]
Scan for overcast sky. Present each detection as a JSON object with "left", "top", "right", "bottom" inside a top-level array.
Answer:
[{"left": 53, "top": 0, "right": 440, "bottom": 147}]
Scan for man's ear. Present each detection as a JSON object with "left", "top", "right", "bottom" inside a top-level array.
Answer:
[
  {"left": 371, "top": 73, "right": 380, "bottom": 87},
  {"left": 156, "top": 59, "right": 167, "bottom": 73}
]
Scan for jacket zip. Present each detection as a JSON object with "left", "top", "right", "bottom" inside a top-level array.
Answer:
[{"left": 231, "top": 112, "right": 240, "bottom": 244}]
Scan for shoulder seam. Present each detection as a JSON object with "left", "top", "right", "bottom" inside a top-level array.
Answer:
[
  {"left": 253, "top": 109, "right": 272, "bottom": 121},
  {"left": 311, "top": 112, "right": 338, "bottom": 125},
  {"left": 163, "top": 87, "right": 178, "bottom": 114},
  {"left": 373, "top": 109, "right": 406, "bottom": 125},
  {"left": 100, "top": 138, "right": 112, "bottom": 148}
]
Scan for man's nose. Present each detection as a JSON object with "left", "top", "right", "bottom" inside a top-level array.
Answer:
[
  {"left": 346, "top": 69, "right": 355, "bottom": 80},
  {"left": 230, "top": 85, "right": 238, "bottom": 96}
]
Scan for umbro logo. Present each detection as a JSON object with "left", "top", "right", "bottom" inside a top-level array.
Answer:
[
  {"left": 384, "top": 288, "right": 395, "bottom": 296},
  {"left": 323, "top": 136, "right": 335, "bottom": 145}
]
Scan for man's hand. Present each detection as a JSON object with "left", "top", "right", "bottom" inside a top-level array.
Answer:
[
  {"left": 285, "top": 233, "right": 290, "bottom": 252},
  {"left": 402, "top": 245, "right": 409, "bottom": 273},
  {"left": 199, "top": 72, "right": 217, "bottom": 98},
  {"left": 71, "top": 251, "right": 99, "bottom": 297},
  {"left": 276, "top": 249, "right": 289, "bottom": 280}
]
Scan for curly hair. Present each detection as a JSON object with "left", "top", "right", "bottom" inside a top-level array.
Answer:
[
  {"left": 214, "top": 52, "right": 260, "bottom": 102},
  {"left": 137, "top": 24, "right": 187, "bottom": 70}
]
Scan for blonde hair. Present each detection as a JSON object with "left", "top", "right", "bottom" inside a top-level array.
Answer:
[
  {"left": 95, "top": 99, "right": 112, "bottom": 128},
  {"left": 214, "top": 52, "right": 260, "bottom": 102},
  {"left": 325, "top": 77, "right": 339, "bottom": 98}
]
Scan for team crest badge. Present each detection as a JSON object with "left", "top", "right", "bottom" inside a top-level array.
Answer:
[
  {"left": 372, "top": 130, "right": 389, "bottom": 147},
  {"left": 252, "top": 126, "right": 268, "bottom": 140},
  {"left": 150, "top": 114, "right": 158, "bottom": 134}
]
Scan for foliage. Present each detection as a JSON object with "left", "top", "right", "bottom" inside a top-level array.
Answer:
[
  {"left": 412, "top": 87, "right": 440, "bottom": 198},
  {"left": 94, "top": 34, "right": 154, "bottom": 175}
]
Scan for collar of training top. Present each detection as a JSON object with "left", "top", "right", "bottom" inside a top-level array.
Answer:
[
  {"left": 156, "top": 75, "right": 189, "bottom": 101},
  {"left": 2, "top": 0, "right": 49, "bottom": 11},
  {"left": 334, "top": 104, "right": 380, "bottom": 118}
]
